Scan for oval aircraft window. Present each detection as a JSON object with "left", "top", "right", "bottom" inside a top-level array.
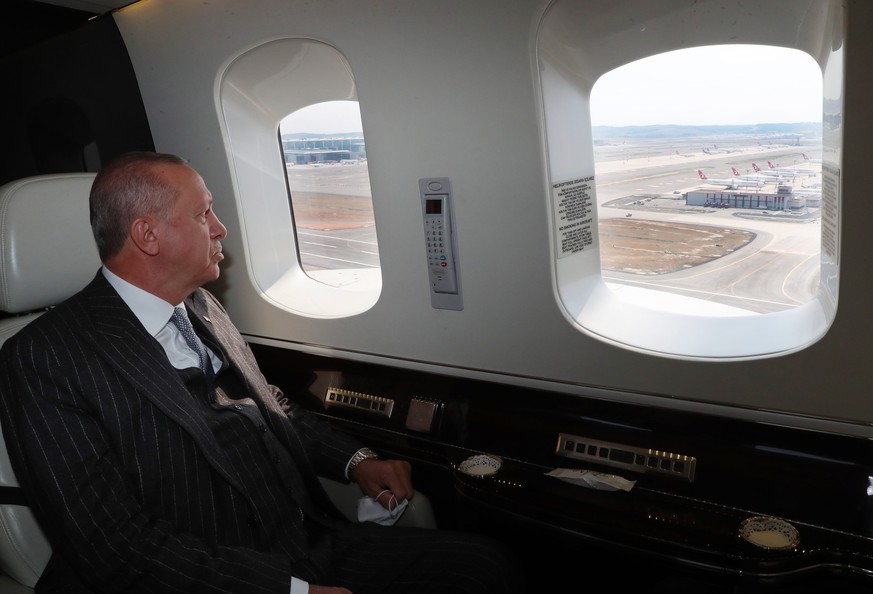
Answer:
[
  {"left": 539, "top": 22, "right": 842, "bottom": 359},
  {"left": 280, "top": 101, "right": 378, "bottom": 287},
  {"left": 219, "top": 38, "right": 381, "bottom": 318}
]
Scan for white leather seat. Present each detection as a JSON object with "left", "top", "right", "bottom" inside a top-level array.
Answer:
[{"left": 0, "top": 173, "right": 100, "bottom": 591}]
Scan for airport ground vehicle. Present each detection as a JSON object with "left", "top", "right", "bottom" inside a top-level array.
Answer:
[{"left": 1, "top": 0, "right": 873, "bottom": 591}]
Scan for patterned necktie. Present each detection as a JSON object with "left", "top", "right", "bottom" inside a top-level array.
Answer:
[{"left": 170, "top": 307, "right": 213, "bottom": 379}]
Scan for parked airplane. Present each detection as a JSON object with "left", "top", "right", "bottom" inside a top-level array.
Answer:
[
  {"left": 766, "top": 159, "right": 818, "bottom": 175},
  {"left": 730, "top": 166, "right": 770, "bottom": 182},
  {"left": 751, "top": 161, "right": 795, "bottom": 180},
  {"left": 702, "top": 144, "right": 737, "bottom": 154},
  {"left": 757, "top": 141, "right": 792, "bottom": 149},
  {"left": 1, "top": 1, "right": 871, "bottom": 593},
  {"left": 697, "top": 169, "right": 765, "bottom": 188}
]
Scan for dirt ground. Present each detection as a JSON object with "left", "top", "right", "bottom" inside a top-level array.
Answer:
[
  {"left": 291, "top": 192, "right": 376, "bottom": 230},
  {"left": 598, "top": 218, "right": 754, "bottom": 274},
  {"left": 292, "top": 193, "right": 753, "bottom": 275}
]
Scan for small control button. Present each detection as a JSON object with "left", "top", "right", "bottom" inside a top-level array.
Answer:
[{"left": 608, "top": 449, "right": 634, "bottom": 464}]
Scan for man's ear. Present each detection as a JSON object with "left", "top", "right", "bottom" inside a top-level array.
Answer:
[{"left": 130, "top": 216, "right": 160, "bottom": 256}]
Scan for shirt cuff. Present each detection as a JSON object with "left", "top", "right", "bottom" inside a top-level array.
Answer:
[{"left": 290, "top": 576, "right": 308, "bottom": 594}]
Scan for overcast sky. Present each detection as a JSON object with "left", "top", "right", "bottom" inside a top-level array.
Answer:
[
  {"left": 281, "top": 101, "right": 363, "bottom": 134},
  {"left": 590, "top": 44, "right": 822, "bottom": 127},
  {"left": 281, "top": 45, "right": 823, "bottom": 133}
]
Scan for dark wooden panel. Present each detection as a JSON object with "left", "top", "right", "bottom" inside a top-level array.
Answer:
[{"left": 252, "top": 343, "right": 873, "bottom": 591}]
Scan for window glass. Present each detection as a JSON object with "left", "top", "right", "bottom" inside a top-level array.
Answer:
[
  {"left": 590, "top": 45, "right": 823, "bottom": 315},
  {"left": 280, "top": 101, "right": 378, "bottom": 287}
]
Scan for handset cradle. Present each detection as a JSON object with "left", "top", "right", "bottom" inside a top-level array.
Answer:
[{"left": 420, "top": 177, "right": 462, "bottom": 310}]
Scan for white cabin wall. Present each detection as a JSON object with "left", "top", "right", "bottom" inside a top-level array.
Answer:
[{"left": 114, "top": 0, "right": 873, "bottom": 432}]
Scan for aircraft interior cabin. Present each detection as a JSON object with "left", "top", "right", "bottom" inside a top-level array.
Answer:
[{"left": 1, "top": 0, "right": 873, "bottom": 592}]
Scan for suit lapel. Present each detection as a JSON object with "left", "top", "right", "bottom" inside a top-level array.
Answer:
[
  {"left": 183, "top": 291, "right": 334, "bottom": 510},
  {"left": 184, "top": 291, "right": 288, "bottom": 418},
  {"left": 184, "top": 290, "right": 332, "bottom": 514},
  {"left": 79, "top": 274, "right": 247, "bottom": 495}
]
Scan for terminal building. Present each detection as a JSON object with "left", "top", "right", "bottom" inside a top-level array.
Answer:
[
  {"left": 281, "top": 135, "right": 366, "bottom": 165},
  {"left": 685, "top": 184, "right": 821, "bottom": 212}
]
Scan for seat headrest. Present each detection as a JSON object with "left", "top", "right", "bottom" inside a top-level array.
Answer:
[{"left": 0, "top": 173, "right": 100, "bottom": 314}]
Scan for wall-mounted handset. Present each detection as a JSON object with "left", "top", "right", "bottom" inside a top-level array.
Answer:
[{"left": 419, "top": 178, "right": 462, "bottom": 310}]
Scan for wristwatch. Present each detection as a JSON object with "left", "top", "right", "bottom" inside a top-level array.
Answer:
[{"left": 347, "top": 448, "right": 379, "bottom": 481}]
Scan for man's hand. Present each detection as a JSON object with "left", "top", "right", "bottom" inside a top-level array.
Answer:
[{"left": 353, "top": 459, "right": 414, "bottom": 508}]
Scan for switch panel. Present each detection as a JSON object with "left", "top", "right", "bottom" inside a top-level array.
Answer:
[
  {"left": 324, "top": 387, "right": 394, "bottom": 418},
  {"left": 405, "top": 397, "right": 442, "bottom": 433},
  {"left": 556, "top": 433, "right": 696, "bottom": 482}
]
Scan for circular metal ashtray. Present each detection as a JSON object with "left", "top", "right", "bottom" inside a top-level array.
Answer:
[
  {"left": 458, "top": 454, "right": 502, "bottom": 478},
  {"left": 739, "top": 516, "right": 800, "bottom": 550}
]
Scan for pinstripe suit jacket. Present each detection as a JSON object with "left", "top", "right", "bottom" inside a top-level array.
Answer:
[{"left": 0, "top": 271, "right": 364, "bottom": 593}]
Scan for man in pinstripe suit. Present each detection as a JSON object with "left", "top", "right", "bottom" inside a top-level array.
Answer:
[{"left": 0, "top": 152, "right": 523, "bottom": 594}]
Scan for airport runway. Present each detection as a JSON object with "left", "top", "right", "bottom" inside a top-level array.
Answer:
[{"left": 592, "top": 138, "right": 822, "bottom": 313}]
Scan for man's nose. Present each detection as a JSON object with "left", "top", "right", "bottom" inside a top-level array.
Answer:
[{"left": 211, "top": 213, "right": 228, "bottom": 239}]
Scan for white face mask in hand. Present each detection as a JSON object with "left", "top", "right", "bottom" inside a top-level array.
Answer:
[{"left": 357, "top": 489, "right": 409, "bottom": 526}]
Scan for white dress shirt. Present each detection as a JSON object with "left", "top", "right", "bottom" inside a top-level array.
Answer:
[{"left": 102, "top": 267, "right": 219, "bottom": 373}]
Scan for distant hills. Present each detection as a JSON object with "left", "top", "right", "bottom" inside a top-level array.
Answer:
[
  {"left": 281, "top": 123, "right": 823, "bottom": 143},
  {"left": 592, "top": 122, "right": 821, "bottom": 140},
  {"left": 281, "top": 132, "right": 362, "bottom": 139}
]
